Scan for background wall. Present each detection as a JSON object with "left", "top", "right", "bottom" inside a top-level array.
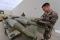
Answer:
[{"left": 12, "top": 0, "right": 47, "bottom": 18}]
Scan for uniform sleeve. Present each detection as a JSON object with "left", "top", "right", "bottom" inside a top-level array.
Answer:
[{"left": 49, "top": 13, "right": 58, "bottom": 25}]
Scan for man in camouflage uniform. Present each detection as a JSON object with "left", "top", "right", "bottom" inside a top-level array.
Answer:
[{"left": 36, "top": 3, "right": 58, "bottom": 40}]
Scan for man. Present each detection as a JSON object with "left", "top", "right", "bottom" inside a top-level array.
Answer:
[{"left": 39, "top": 3, "right": 58, "bottom": 40}]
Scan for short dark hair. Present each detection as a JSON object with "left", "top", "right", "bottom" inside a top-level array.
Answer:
[{"left": 42, "top": 3, "right": 50, "bottom": 8}]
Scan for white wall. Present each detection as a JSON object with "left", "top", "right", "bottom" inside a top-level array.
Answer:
[
  {"left": 52, "top": 0, "right": 60, "bottom": 30},
  {"left": 12, "top": 0, "right": 49, "bottom": 18}
]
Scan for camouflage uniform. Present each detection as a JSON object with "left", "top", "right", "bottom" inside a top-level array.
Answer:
[{"left": 39, "top": 11, "right": 58, "bottom": 40}]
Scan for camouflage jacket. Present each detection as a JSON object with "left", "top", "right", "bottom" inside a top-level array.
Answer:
[{"left": 40, "top": 11, "right": 58, "bottom": 27}]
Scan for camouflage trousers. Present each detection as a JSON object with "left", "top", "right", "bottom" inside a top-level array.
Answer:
[
  {"left": 38, "top": 25, "right": 53, "bottom": 40},
  {"left": 43, "top": 26, "right": 53, "bottom": 40}
]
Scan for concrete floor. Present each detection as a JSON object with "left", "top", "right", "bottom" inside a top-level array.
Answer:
[
  {"left": 0, "top": 22, "right": 60, "bottom": 40},
  {"left": 0, "top": 22, "right": 9, "bottom": 40}
]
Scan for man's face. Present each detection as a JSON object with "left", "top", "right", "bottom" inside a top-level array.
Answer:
[{"left": 42, "top": 6, "right": 50, "bottom": 13}]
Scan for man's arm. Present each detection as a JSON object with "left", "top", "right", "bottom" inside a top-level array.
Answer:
[{"left": 49, "top": 13, "right": 58, "bottom": 25}]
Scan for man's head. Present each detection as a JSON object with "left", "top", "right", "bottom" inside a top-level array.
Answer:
[{"left": 42, "top": 3, "right": 51, "bottom": 13}]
